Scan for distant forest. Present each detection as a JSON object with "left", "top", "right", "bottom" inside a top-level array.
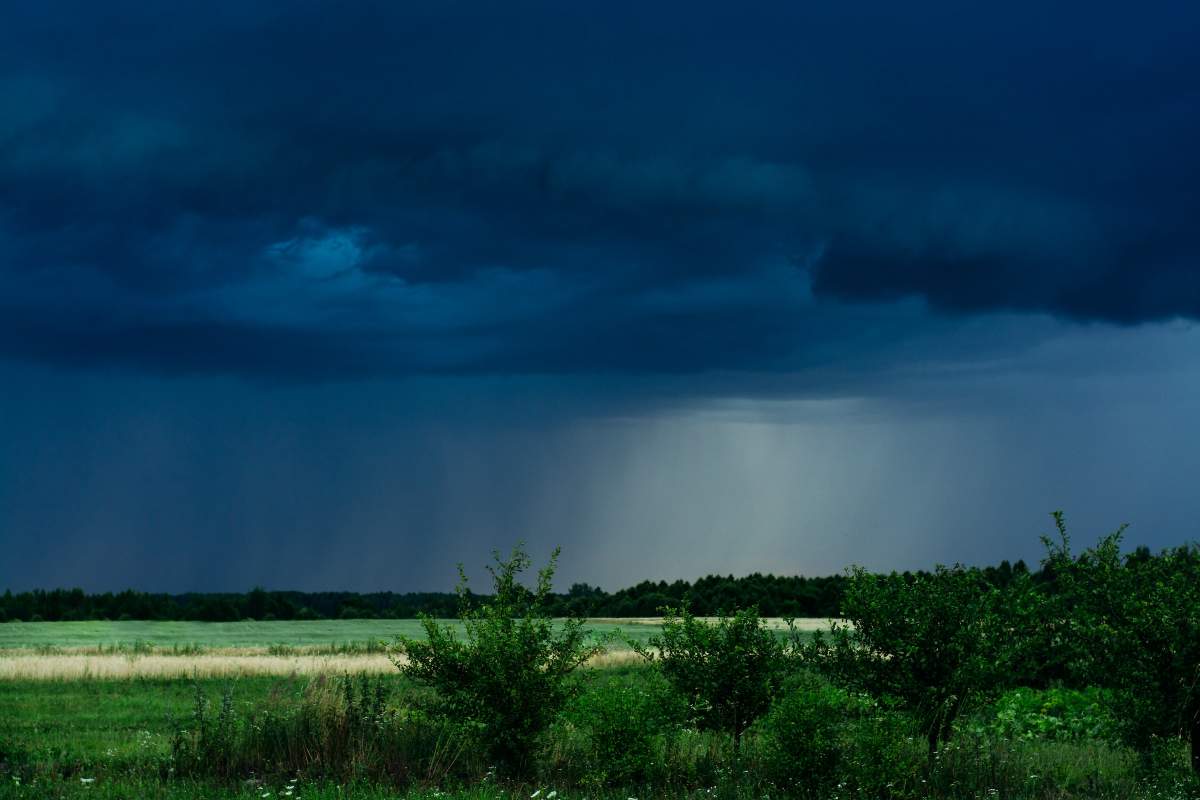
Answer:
[{"left": 0, "top": 559, "right": 1035, "bottom": 622}]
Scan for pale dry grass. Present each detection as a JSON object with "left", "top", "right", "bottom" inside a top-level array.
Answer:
[
  {"left": 0, "top": 653, "right": 400, "bottom": 680},
  {"left": 1, "top": 645, "right": 376, "bottom": 657},
  {"left": 596, "top": 616, "right": 838, "bottom": 631},
  {"left": 0, "top": 646, "right": 645, "bottom": 680}
]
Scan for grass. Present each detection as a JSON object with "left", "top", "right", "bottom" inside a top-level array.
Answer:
[
  {"left": 0, "top": 779, "right": 784, "bottom": 800},
  {"left": 0, "top": 777, "right": 682, "bottom": 800},
  {"left": 4, "top": 672, "right": 1200, "bottom": 800},
  {"left": 10, "top": 618, "right": 1193, "bottom": 799},
  {"left": 0, "top": 676, "right": 315, "bottom": 764},
  {"left": 0, "top": 619, "right": 468, "bottom": 651},
  {"left": 0, "top": 618, "right": 830, "bottom": 651},
  {"left": 0, "top": 618, "right": 730, "bottom": 651},
  {"left": 0, "top": 653, "right": 404, "bottom": 680},
  {"left": 0, "top": 619, "right": 822, "bottom": 679}
]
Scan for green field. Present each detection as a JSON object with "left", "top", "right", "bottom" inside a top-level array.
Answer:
[
  {"left": 0, "top": 618, "right": 672, "bottom": 652},
  {"left": 3, "top": 615, "right": 1197, "bottom": 799},
  {"left": 3, "top": 672, "right": 1194, "bottom": 800},
  {"left": 0, "top": 676, "right": 301, "bottom": 763}
]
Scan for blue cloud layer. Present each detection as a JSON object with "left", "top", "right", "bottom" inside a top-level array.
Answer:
[{"left": 2, "top": 1, "right": 1197, "bottom": 378}]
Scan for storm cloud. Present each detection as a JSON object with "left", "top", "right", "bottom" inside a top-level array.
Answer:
[
  {"left": 3, "top": 2, "right": 1197, "bottom": 379},
  {"left": 3, "top": 3, "right": 1200, "bottom": 591}
]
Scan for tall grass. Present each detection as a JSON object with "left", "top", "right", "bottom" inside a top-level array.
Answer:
[
  {"left": 151, "top": 673, "right": 1200, "bottom": 799},
  {"left": 169, "top": 676, "right": 482, "bottom": 787},
  {"left": 5, "top": 669, "right": 1200, "bottom": 799}
]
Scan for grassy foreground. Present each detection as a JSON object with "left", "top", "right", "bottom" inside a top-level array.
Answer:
[{"left": 3, "top": 670, "right": 1199, "bottom": 800}]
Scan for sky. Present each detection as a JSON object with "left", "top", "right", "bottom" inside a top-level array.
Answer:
[{"left": 2, "top": 2, "right": 1199, "bottom": 592}]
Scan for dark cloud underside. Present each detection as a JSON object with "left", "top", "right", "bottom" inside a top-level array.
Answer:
[{"left": 1, "top": 2, "right": 1197, "bottom": 378}]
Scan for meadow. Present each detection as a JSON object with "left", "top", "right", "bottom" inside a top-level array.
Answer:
[
  {"left": 2, "top": 668, "right": 1197, "bottom": 800},
  {"left": 3, "top": 531, "right": 1200, "bottom": 799},
  {"left": 0, "top": 618, "right": 829, "bottom": 679},
  {"left": 0, "top": 617, "right": 825, "bottom": 652}
]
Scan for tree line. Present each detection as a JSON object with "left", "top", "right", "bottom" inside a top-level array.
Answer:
[{"left": 0, "top": 560, "right": 1034, "bottom": 622}]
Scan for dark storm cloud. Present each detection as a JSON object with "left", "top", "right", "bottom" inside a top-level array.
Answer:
[{"left": 2, "top": 1, "right": 1198, "bottom": 377}]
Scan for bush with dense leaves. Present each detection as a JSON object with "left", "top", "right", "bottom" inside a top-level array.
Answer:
[
  {"left": 757, "top": 672, "right": 857, "bottom": 797},
  {"left": 556, "top": 670, "right": 686, "bottom": 787},
  {"left": 635, "top": 605, "right": 795, "bottom": 747},
  {"left": 807, "top": 563, "right": 1012, "bottom": 761},
  {"left": 980, "top": 687, "right": 1119, "bottom": 743},
  {"left": 1034, "top": 513, "right": 1200, "bottom": 774},
  {"left": 393, "top": 544, "right": 602, "bottom": 776}
]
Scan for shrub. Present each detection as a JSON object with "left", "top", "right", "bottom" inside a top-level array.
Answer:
[
  {"left": 1035, "top": 514, "right": 1200, "bottom": 774},
  {"left": 558, "top": 671, "right": 684, "bottom": 787},
  {"left": 636, "top": 606, "right": 794, "bottom": 748},
  {"left": 808, "top": 564, "right": 1011, "bottom": 760},
  {"left": 837, "top": 704, "right": 924, "bottom": 799},
  {"left": 393, "top": 544, "right": 602, "bottom": 776},
  {"left": 758, "top": 672, "right": 851, "bottom": 798},
  {"left": 982, "top": 687, "right": 1120, "bottom": 743}
]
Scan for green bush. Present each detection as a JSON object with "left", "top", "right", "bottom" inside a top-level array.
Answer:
[
  {"left": 637, "top": 605, "right": 794, "bottom": 748},
  {"left": 837, "top": 702, "right": 925, "bottom": 799},
  {"left": 1034, "top": 514, "right": 1200, "bottom": 773},
  {"left": 393, "top": 544, "right": 602, "bottom": 776},
  {"left": 557, "top": 671, "right": 685, "bottom": 787},
  {"left": 757, "top": 672, "right": 852, "bottom": 798},
  {"left": 981, "top": 687, "right": 1119, "bottom": 743},
  {"left": 808, "top": 564, "right": 1012, "bottom": 760}
]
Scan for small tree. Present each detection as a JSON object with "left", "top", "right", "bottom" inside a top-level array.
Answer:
[
  {"left": 392, "top": 544, "right": 602, "bottom": 775},
  {"left": 1027, "top": 511, "right": 1130, "bottom": 688},
  {"left": 1036, "top": 514, "right": 1200, "bottom": 775},
  {"left": 1119, "top": 546, "right": 1200, "bottom": 775},
  {"left": 807, "top": 564, "right": 1009, "bottom": 760},
  {"left": 635, "top": 605, "right": 792, "bottom": 748}
]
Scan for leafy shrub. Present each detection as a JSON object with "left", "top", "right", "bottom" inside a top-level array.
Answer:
[
  {"left": 808, "top": 564, "right": 1012, "bottom": 760},
  {"left": 757, "top": 672, "right": 852, "bottom": 798},
  {"left": 557, "top": 671, "right": 685, "bottom": 787},
  {"left": 636, "top": 606, "right": 795, "bottom": 748},
  {"left": 836, "top": 701, "right": 925, "bottom": 799},
  {"left": 1034, "top": 514, "right": 1200, "bottom": 773},
  {"left": 394, "top": 544, "right": 602, "bottom": 776},
  {"left": 981, "top": 687, "right": 1119, "bottom": 743}
]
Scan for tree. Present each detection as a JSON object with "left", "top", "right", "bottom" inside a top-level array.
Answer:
[
  {"left": 392, "top": 544, "right": 601, "bottom": 776},
  {"left": 1036, "top": 513, "right": 1200, "bottom": 775},
  {"left": 636, "top": 605, "right": 793, "bottom": 748},
  {"left": 1117, "top": 546, "right": 1200, "bottom": 774},
  {"left": 245, "top": 587, "right": 268, "bottom": 620},
  {"left": 1026, "top": 511, "right": 1130, "bottom": 688},
  {"left": 807, "top": 564, "right": 1010, "bottom": 760}
]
